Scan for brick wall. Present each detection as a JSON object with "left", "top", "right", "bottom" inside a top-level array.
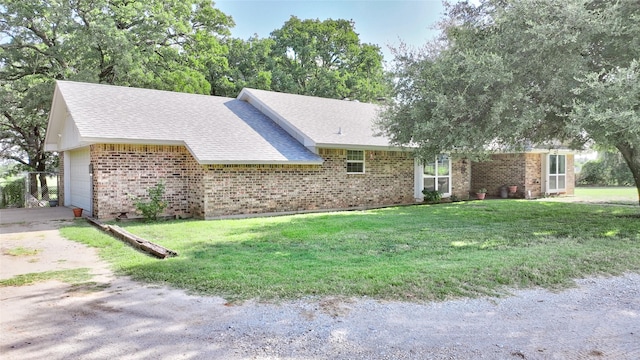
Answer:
[
  {"left": 88, "top": 144, "right": 474, "bottom": 219},
  {"left": 90, "top": 144, "right": 195, "bottom": 219},
  {"left": 472, "top": 152, "right": 575, "bottom": 198},
  {"left": 523, "top": 153, "right": 542, "bottom": 198},
  {"left": 201, "top": 149, "right": 416, "bottom": 218},
  {"left": 451, "top": 157, "right": 472, "bottom": 199},
  {"left": 472, "top": 154, "right": 528, "bottom": 197},
  {"left": 566, "top": 154, "right": 575, "bottom": 195},
  {"left": 87, "top": 145, "right": 575, "bottom": 218}
]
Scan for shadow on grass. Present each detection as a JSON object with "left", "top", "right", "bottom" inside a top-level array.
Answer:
[{"left": 66, "top": 201, "right": 640, "bottom": 302}]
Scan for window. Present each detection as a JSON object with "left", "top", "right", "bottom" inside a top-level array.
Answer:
[
  {"left": 548, "top": 154, "right": 566, "bottom": 192},
  {"left": 423, "top": 154, "right": 451, "bottom": 195},
  {"left": 346, "top": 150, "right": 365, "bottom": 173}
]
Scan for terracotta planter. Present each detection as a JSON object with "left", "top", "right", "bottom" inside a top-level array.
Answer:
[
  {"left": 508, "top": 185, "right": 518, "bottom": 194},
  {"left": 476, "top": 193, "right": 486, "bottom": 200},
  {"left": 73, "top": 208, "right": 83, "bottom": 217}
]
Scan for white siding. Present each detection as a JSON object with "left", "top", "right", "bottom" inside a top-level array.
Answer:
[
  {"left": 68, "top": 147, "right": 92, "bottom": 214},
  {"left": 61, "top": 113, "right": 82, "bottom": 150}
]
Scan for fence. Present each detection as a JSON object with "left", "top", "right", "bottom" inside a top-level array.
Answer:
[{"left": 0, "top": 172, "right": 60, "bottom": 208}]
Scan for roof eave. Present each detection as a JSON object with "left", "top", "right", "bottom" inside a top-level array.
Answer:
[
  {"left": 54, "top": 138, "right": 186, "bottom": 152},
  {"left": 315, "top": 143, "right": 411, "bottom": 151},
  {"left": 43, "top": 83, "right": 65, "bottom": 149},
  {"left": 198, "top": 159, "right": 324, "bottom": 166}
]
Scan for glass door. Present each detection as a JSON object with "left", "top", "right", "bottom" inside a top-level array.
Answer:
[{"left": 548, "top": 154, "right": 566, "bottom": 193}]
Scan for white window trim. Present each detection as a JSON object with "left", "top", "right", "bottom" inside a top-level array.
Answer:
[
  {"left": 415, "top": 155, "right": 452, "bottom": 199},
  {"left": 546, "top": 153, "right": 567, "bottom": 193},
  {"left": 346, "top": 150, "right": 365, "bottom": 174}
]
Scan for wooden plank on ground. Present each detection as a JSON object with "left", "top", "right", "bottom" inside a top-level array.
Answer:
[{"left": 85, "top": 217, "right": 178, "bottom": 259}]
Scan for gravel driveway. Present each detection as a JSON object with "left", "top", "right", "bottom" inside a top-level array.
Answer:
[{"left": 1, "top": 216, "right": 639, "bottom": 359}]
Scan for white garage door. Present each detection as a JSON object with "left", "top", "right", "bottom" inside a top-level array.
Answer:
[{"left": 68, "top": 148, "right": 92, "bottom": 214}]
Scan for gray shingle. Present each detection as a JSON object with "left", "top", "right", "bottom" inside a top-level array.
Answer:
[
  {"left": 238, "top": 88, "right": 392, "bottom": 149},
  {"left": 55, "top": 81, "right": 323, "bottom": 164}
]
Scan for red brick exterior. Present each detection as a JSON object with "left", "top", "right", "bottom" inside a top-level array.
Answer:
[
  {"left": 63, "top": 145, "right": 575, "bottom": 219},
  {"left": 471, "top": 153, "right": 574, "bottom": 198},
  {"left": 451, "top": 157, "right": 472, "bottom": 199},
  {"left": 90, "top": 144, "right": 195, "bottom": 219},
  {"left": 85, "top": 145, "right": 420, "bottom": 219}
]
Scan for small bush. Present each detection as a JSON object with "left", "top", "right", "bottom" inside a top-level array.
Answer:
[
  {"left": 422, "top": 189, "right": 442, "bottom": 204},
  {"left": 0, "top": 178, "right": 25, "bottom": 208},
  {"left": 135, "top": 182, "right": 167, "bottom": 221}
]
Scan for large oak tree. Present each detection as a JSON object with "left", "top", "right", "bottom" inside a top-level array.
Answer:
[
  {"left": 211, "top": 16, "right": 390, "bottom": 102},
  {"left": 1, "top": 0, "right": 233, "bottom": 196},
  {"left": 270, "top": 16, "right": 389, "bottom": 102},
  {"left": 377, "top": 0, "right": 640, "bottom": 204}
]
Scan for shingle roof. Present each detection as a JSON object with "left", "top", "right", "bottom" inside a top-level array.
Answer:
[
  {"left": 50, "top": 81, "right": 323, "bottom": 164},
  {"left": 238, "top": 88, "right": 393, "bottom": 149}
]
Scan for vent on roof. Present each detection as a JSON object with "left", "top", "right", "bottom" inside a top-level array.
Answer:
[{"left": 337, "top": 127, "right": 343, "bottom": 135}]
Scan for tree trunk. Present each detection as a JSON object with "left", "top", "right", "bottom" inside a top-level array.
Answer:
[
  {"left": 616, "top": 142, "right": 640, "bottom": 206},
  {"left": 28, "top": 173, "right": 38, "bottom": 199},
  {"left": 39, "top": 172, "right": 50, "bottom": 201}
]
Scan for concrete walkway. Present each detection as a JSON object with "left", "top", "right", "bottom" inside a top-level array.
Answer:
[{"left": 0, "top": 207, "right": 76, "bottom": 225}]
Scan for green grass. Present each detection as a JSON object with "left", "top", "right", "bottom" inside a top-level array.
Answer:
[
  {"left": 0, "top": 268, "right": 93, "bottom": 287},
  {"left": 574, "top": 186, "right": 638, "bottom": 205},
  {"left": 60, "top": 201, "right": 640, "bottom": 302},
  {"left": 3, "top": 246, "right": 41, "bottom": 256}
]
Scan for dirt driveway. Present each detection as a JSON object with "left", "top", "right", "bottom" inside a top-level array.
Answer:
[{"left": 1, "top": 209, "right": 639, "bottom": 359}]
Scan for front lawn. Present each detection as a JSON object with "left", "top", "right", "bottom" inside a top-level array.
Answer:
[
  {"left": 60, "top": 201, "right": 640, "bottom": 302},
  {"left": 574, "top": 186, "right": 638, "bottom": 205}
]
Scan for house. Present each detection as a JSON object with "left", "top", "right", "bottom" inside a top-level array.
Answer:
[
  {"left": 44, "top": 81, "right": 571, "bottom": 219},
  {"left": 471, "top": 151, "right": 575, "bottom": 199}
]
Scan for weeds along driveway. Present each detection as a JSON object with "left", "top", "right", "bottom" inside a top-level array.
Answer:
[{"left": 1, "top": 217, "right": 639, "bottom": 359}]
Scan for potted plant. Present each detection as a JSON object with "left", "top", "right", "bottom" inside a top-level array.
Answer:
[
  {"left": 508, "top": 185, "right": 518, "bottom": 194},
  {"left": 72, "top": 207, "right": 83, "bottom": 217},
  {"left": 476, "top": 188, "right": 487, "bottom": 200}
]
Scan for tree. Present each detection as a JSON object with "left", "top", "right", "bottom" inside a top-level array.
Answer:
[
  {"left": 377, "top": 0, "right": 640, "bottom": 204},
  {"left": 0, "top": 0, "right": 234, "bottom": 193},
  {"left": 269, "top": 16, "right": 389, "bottom": 102},
  {"left": 578, "top": 150, "right": 635, "bottom": 186},
  {"left": 210, "top": 36, "right": 276, "bottom": 97}
]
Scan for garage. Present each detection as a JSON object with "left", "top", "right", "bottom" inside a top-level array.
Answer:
[{"left": 67, "top": 147, "right": 92, "bottom": 215}]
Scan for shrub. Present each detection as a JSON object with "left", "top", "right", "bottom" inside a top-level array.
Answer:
[
  {"left": 0, "top": 178, "right": 25, "bottom": 208},
  {"left": 577, "top": 150, "right": 634, "bottom": 186},
  {"left": 135, "top": 182, "right": 167, "bottom": 221},
  {"left": 422, "top": 189, "right": 442, "bottom": 204}
]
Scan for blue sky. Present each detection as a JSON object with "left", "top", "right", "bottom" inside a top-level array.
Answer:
[{"left": 215, "top": 0, "right": 447, "bottom": 64}]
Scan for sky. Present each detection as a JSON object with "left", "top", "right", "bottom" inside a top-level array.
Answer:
[{"left": 215, "top": 0, "right": 448, "bottom": 64}]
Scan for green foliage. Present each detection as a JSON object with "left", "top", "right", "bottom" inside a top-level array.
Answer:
[
  {"left": 3, "top": 246, "right": 41, "bottom": 256},
  {"left": 377, "top": 0, "right": 640, "bottom": 204},
  {"left": 211, "top": 16, "right": 391, "bottom": 101},
  {"left": 0, "top": 268, "right": 92, "bottom": 287},
  {"left": 211, "top": 36, "right": 276, "bottom": 97},
  {"left": 0, "top": 0, "right": 234, "bottom": 171},
  {"left": 422, "top": 189, "right": 442, "bottom": 203},
  {"left": 269, "top": 16, "right": 389, "bottom": 101},
  {"left": 61, "top": 201, "right": 640, "bottom": 302},
  {"left": 578, "top": 150, "right": 635, "bottom": 186},
  {"left": 0, "top": 177, "right": 25, "bottom": 208},
  {"left": 135, "top": 182, "right": 168, "bottom": 221}
]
